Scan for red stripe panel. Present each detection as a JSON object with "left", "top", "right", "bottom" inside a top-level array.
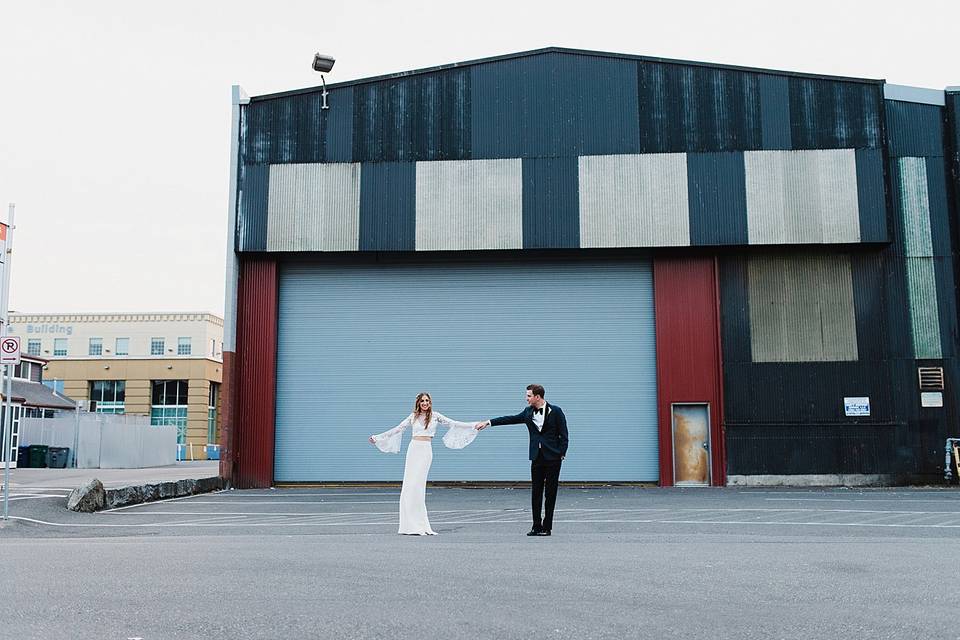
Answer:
[
  {"left": 232, "top": 258, "right": 278, "bottom": 488},
  {"left": 654, "top": 257, "right": 726, "bottom": 487}
]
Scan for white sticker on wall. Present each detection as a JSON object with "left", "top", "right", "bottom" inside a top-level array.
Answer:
[
  {"left": 920, "top": 392, "right": 943, "bottom": 408},
  {"left": 844, "top": 397, "right": 870, "bottom": 417}
]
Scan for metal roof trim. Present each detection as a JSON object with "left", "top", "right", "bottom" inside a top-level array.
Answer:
[
  {"left": 249, "top": 47, "right": 884, "bottom": 102},
  {"left": 884, "top": 84, "right": 946, "bottom": 106}
]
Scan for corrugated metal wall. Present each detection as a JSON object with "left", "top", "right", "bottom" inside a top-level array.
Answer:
[
  {"left": 414, "top": 159, "right": 523, "bottom": 251},
  {"left": 230, "top": 49, "right": 960, "bottom": 481},
  {"left": 273, "top": 259, "right": 659, "bottom": 482},
  {"left": 242, "top": 149, "right": 876, "bottom": 252},
  {"left": 747, "top": 254, "right": 859, "bottom": 363},
  {"left": 232, "top": 258, "right": 278, "bottom": 488},
  {"left": 744, "top": 149, "right": 861, "bottom": 244},
  {"left": 235, "top": 50, "right": 889, "bottom": 253},
  {"left": 654, "top": 257, "right": 725, "bottom": 486},
  {"left": 723, "top": 92, "right": 959, "bottom": 478},
  {"left": 578, "top": 153, "right": 689, "bottom": 247}
]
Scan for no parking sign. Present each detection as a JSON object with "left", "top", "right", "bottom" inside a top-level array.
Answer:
[{"left": 1, "top": 336, "right": 21, "bottom": 365}]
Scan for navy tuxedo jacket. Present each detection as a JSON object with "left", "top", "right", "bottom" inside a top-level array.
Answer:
[{"left": 490, "top": 403, "right": 569, "bottom": 461}]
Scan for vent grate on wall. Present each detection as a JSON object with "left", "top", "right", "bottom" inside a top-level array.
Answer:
[{"left": 918, "top": 367, "right": 945, "bottom": 390}]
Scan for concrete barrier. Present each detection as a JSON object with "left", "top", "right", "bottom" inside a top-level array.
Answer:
[{"left": 67, "top": 476, "right": 225, "bottom": 512}]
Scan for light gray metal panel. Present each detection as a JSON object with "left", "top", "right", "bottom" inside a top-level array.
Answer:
[
  {"left": 266, "top": 163, "right": 361, "bottom": 252},
  {"left": 744, "top": 149, "right": 860, "bottom": 245},
  {"left": 578, "top": 153, "right": 690, "bottom": 248},
  {"left": 274, "top": 260, "right": 658, "bottom": 482},
  {"left": 897, "top": 157, "right": 934, "bottom": 257},
  {"left": 415, "top": 159, "right": 523, "bottom": 250},
  {"left": 905, "top": 257, "right": 943, "bottom": 359},
  {"left": 748, "top": 253, "right": 859, "bottom": 362},
  {"left": 883, "top": 84, "right": 946, "bottom": 106}
]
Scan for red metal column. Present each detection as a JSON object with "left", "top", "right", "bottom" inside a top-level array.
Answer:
[
  {"left": 230, "top": 258, "right": 278, "bottom": 488},
  {"left": 654, "top": 256, "right": 726, "bottom": 487}
]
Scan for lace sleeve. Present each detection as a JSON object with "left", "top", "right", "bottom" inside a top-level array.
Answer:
[
  {"left": 436, "top": 413, "right": 479, "bottom": 450},
  {"left": 370, "top": 415, "right": 412, "bottom": 454}
]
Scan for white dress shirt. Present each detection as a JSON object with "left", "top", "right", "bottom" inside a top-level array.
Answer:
[{"left": 532, "top": 404, "right": 547, "bottom": 432}]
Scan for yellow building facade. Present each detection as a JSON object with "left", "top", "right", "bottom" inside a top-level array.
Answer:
[{"left": 8, "top": 312, "right": 223, "bottom": 460}]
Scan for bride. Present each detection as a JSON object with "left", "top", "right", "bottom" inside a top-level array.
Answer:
[{"left": 368, "top": 392, "right": 480, "bottom": 535}]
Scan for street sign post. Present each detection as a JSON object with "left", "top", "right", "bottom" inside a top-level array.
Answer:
[
  {"left": 2, "top": 206, "right": 14, "bottom": 520},
  {"left": 1, "top": 336, "right": 21, "bottom": 366}
]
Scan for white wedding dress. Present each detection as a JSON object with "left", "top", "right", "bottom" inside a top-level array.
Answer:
[{"left": 371, "top": 412, "right": 478, "bottom": 535}]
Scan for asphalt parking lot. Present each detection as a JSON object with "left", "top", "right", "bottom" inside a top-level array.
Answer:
[{"left": 2, "top": 486, "right": 959, "bottom": 639}]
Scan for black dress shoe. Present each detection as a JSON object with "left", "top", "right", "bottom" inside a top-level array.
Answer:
[
  {"left": 526, "top": 528, "right": 542, "bottom": 536},
  {"left": 536, "top": 530, "right": 551, "bottom": 536}
]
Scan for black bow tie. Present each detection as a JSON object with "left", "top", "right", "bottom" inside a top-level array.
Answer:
[{"left": 533, "top": 407, "right": 544, "bottom": 415}]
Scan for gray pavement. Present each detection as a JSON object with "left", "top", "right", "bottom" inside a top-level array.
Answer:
[
  {"left": 3, "top": 460, "right": 219, "bottom": 489},
  {"left": 1, "top": 486, "right": 959, "bottom": 639}
]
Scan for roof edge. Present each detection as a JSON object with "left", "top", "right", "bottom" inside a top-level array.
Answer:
[
  {"left": 884, "top": 83, "right": 946, "bottom": 106},
  {"left": 250, "top": 46, "right": 884, "bottom": 102}
]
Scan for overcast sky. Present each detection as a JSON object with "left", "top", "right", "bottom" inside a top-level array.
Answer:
[{"left": 1, "top": 0, "right": 956, "bottom": 316}]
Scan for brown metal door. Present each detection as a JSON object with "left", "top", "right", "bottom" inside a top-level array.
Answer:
[{"left": 672, "top": 404, "right": 710, "bottom": 486}]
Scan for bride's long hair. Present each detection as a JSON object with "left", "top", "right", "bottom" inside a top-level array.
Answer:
[{"left": 413, "top": 392, "right": 432, "bottom": 430}]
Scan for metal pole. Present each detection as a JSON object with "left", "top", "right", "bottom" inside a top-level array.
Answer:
[
  {"left": 73, "top": 398, "right": 81, "bottom": 468},
  {"left": 2, "top": 204, "right": 15, "bottom": 520}
]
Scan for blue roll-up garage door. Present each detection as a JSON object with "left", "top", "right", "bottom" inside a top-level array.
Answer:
[{"left": 274, "top": 260, "right": 658, "bottom": 482}]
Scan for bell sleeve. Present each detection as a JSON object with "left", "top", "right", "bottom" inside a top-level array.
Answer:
[
  {"left": 370, "top": 415, "right": 412, "bottom": 454},
  {"left": 436, "top": 413, "right": 480, "bottom": 450}
]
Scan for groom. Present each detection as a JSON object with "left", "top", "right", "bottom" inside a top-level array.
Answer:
[{"left": 477, "top": 384, "right": 569, "bottom": 537}]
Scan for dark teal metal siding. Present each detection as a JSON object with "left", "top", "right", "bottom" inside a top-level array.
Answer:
[
  {"left": 471, "top": 52, "right": 640, "bottom": 158},
  {"left": 237, "top": 164, "right": 269, "bottom": 251},
  {"left": 885, "top": 100, "right": 945, "bottom": 158},
  {"left": 240, "top": 87, "right": 354, "bottom": 165},
  {"left": 325, "top": 87, "right": 355, "bottom": 162},
  {"left": 637, "top": 63, "right": 761, "bottom": 153},
  {"left": 789, "top": 78, "right": 882, "bottom": 149},
  {"left": 855, "top": 149, "right": 888, "bottom": 243},
  {"left": 758, "top": 75, "right": 792, "bottom": 149},
  {"left": 686, "top": 152, "right": 748, "bottom": 245},
  {"left": 358, "top": 162, "right": 416, "bottom": 251},
  {"left": 352, "top": 69, "right": 471, "bottom": 162},
  {"left": 925, "top": 157, "right": 952, "bottom": 257},
  {"left": 521, "top": 157, "right": 579, "bottom": 249},
  {"left": 850, "top": 252, "right": 885, "bottom": 361}
]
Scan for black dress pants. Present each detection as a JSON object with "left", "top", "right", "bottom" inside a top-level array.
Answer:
[{"left": 531, "top": 450, "right": 562, "bottom": 531}]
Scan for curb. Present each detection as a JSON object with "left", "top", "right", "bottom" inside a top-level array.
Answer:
[{"left": 67, "top": 476, "right": 225, "bottom": 512}]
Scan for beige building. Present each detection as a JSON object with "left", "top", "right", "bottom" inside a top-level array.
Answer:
[{"left": 8, "top": 312, "right": 223, "bottom": 459}]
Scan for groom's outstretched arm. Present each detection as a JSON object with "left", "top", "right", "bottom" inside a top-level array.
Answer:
[{"left": 487, "top": 411, "right": 527, "bottom": 427}]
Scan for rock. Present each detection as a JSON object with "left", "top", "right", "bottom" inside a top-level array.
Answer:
[
  {"left": 105, "top": 485, "right": 143, "bottom": 509},
  {"left": 195, "top": 477, "right": 223, "bottom": 493},
  {"left": 66, "top": 475, "right": 225, "bottom": 513},
  {"left": 141, "top": 483, "right": 160, "bottom": 503},
  {"left": 67, "top": 479, "right": 106, "bottom": 512},
  {"left": 158, "top": 481, "right": 176, "bottom": 499},
  {"left": 175, "top": 479, "right": 195, "bottom": 497}
]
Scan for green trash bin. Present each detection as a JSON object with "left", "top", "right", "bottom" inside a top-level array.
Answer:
[{"left": 28, "top": 445, "right": 49, "bottom": 468}]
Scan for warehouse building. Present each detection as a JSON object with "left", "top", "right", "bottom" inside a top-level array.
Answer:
[{"left": 220, "top": 47, "right": 960, "bottom": 487}]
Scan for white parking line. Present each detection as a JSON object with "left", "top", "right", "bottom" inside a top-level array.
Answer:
[
  {"left": 178, "top": 500, "right": 399, "bottom": 505},
  {"left": 13, "top": 515, "right": 960, "bottom": 530},
  {"left": 765, "top": 497, "right": 960, "bottom": 504}
]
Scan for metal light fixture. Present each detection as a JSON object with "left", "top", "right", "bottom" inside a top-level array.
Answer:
[{"left": 312, "top": 52, "right": 336, "bottom": 110}]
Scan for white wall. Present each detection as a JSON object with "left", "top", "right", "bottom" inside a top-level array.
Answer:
[{"left": 19, "top": 414, "right": 177, "bottom": 468}]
